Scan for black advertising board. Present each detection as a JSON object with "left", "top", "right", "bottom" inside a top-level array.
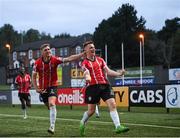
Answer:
[{"left": 129, "top": 85, "right": 165, "bottom": 107}]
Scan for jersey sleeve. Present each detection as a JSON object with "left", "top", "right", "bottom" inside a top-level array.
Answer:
[
  {"left": 28, "top": 74, "right": 31, "bottom": 82},
  {"left": 33, "top": 61, "right": 39, "bottom": 73},
  {"left": 101, "top": 57, "right": 108, "bottom": 69},
  {"left": 81, "top": 60, "right": 88, "bottom": 72},
  {"left": 15, "top": 76, "right": 19, "bottom": 84},
  {"left": 56, "top": 56, "right": 63, "bottom": 64}
]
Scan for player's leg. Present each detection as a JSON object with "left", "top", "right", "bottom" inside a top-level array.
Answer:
[
  {"left": 19, "top": 94, "right": 27, "bottom": 119},
  {"left": 40, "top": 93, "right": 49, "bottom": 109},
  {"left": 106, "top": 98, "right": 120, "bottom": 127},
  {"left": 106, "top": 98, "right": 129, "bottom": 133},
  {"left": 48, "top": 96, "right": 57, "bottom": 134},
  {"left": 47, "top": 87, "right": 58, "bottom": 134},
  {"left": 95, "top": 104, "right": 100, "bottom": 118},
  {"left": 22, "top": 93, "right": 31, "bottom": 119},
  {"left": 102, "top": 85, "right": 129, "bottom": 133},
  {"left": 80, "top": 104, "right": 96, "bottom": 136},
  {"left": 81, "top": 85, "right": 98, "bottom": 124},
  {"left": 80, "top": 85, "right": 100, "bottom": 136},
  {"left": 26, "top": 93, "right": 31, "bottom": 108},
  {"left": 81, "top": 104, "right": 96, "bottom": 124}
]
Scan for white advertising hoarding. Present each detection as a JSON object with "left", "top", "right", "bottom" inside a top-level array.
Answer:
[
  {"left": 12, "top": 90, "right": 43, "bottom": 105},
  {"left": 169, "top": 68, "right": 180, "bottom": 81},
  {"left": 165, "top": 85, "right": 180, "bottom": 108},
  {"left": 71, "top": 79, "right": 85, "bottom": 87}
]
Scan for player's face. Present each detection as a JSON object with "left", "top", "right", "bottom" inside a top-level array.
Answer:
[
  {"left": 20, "top": 67, "right": 25, "bottom": 75},
  {"left": 84, "top": 43, "right": 96, "bottom": 57},
  {"left": 42, "top": 46, "right": 51, "bottom": 57}
]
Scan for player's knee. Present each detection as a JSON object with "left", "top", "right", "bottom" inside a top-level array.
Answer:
[
  {"left": 21, "top": 104, "right": 26, "bottom": 109},
  {"left": 27, "top": 103, "right": 31, "bottom": 107},
  {"left": 88, "top": 109, "right": 95, "bottom": 116},
  {"left": 110, "top": 102, "right": 116, "bottom": 110},
  {"left": 49, "top": 103, "right": 55, "bottom": 107}
]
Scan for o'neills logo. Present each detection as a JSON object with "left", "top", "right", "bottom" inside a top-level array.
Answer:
[{"left": 58, "top": 90, "right": 84, "bottom": 104}]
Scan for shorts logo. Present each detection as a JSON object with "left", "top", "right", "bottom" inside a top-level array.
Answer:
[
  {"left": 88, "top": 96, "right": 92, "bottom": 101},
  {"left": 50, "top": 89, "right": 55, "bottom": 94},
  {"left": 110, "top": 89, "right": 114, "bottom": 96},
  {"left": 28, "top": 96, "right": 31, "bottom": 101},
  {"left": 99, "top": 85, "right": 106, "bottom": 90}
]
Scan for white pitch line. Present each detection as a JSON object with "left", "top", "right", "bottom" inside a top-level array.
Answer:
[{"left": 0, "top": 113, "right": 180, "bottom": 130}]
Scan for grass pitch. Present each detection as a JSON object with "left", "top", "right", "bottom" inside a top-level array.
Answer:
[{"left": 0, "top": 105, "right": 180, "bottom": 137}]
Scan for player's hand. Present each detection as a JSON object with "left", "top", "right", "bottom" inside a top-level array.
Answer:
[
  {"left": 118, "top": 69, "right": 126, "bottom": 76},
  {"left": 81, "top": 50, "right": 87, "bottom": 59},
  {"left": 36, "top": 88, "right": 41, "bottom": 93},
  {"left": 85, "top": 75, "right": 91, "bottom": 83},
  {"left": 36, "top": 88, "right": 46, "bottom": 94}
]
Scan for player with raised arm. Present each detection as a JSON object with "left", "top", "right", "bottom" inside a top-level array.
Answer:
[
  {"left": 79, "top": 41, "right": 129, "bottom": 136},
  {"left": 32, "top": 43, "right": 85, "bottom": 134}
]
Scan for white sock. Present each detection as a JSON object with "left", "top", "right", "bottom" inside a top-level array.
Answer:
[
  {"left": 95, "top": 105, "right": 100, "bottom": 116},
  {"left": 81, "top": 111, "right": 89, "bottom": 124},
  {"left": 110, "top": 110, "right": 121, "bottom": 128},
  {"left": 23, "top": 109, "right": 27, "bottom": 117},
  {"left": 50, "top": 105, "right": 57, "bottom": 128}
]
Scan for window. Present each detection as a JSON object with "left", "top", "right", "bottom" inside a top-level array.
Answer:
[
  {"left": 28, "top": 50, "right": 33, "bottom": 59},
  {"left": 19, "top": 52, "right": 26, "bottom": 56},
  {"left": 30, "top": 59, "right": 35, "bottom": 67},
  {"left": 60, "top": 48, "right": 63, "bottom": 56},
  {"left": 13, "top": 52, "right": 17, "bottom": 61},
  {"left": 36, "top": 50, "right": 40, "bottom": 58},
  {"left": 76, "top": 46, "right": 81, "bottom": 54},
  {"left": 13, "top": 60, "right": 20, "bottom": 68},
  {"left": 51, "top": 48, "right": 55, "bottom": 56},
  {"left": 64, "top": 47, "right": 68, "bottom": 56}
]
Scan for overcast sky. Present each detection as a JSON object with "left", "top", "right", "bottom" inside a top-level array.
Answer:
[{"left": 0, "top": 0, "right": 180, "bottom": 36}]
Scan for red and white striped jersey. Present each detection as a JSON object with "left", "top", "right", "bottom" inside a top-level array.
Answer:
[
  {"left": 33, "top": 56, "right": 63, "bottom": 89},
  {"left": 15, "top": 74, "right": 31, "bottom": 93},
  {"left": 81, "top": 56, "right": 108, "bottom": 85}
]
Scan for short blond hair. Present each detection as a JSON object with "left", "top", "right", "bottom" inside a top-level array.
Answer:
[{"left": 40, "top": 43, "right": 50, "bottom": 51}]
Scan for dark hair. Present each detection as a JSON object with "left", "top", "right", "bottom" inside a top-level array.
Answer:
[
  {"left": 83, "top": 40, "right": 94, "bottom": 48},
  {"left": 40, "top": 43, "right": 50, "bottom": 51},
  {"left": 19, "top": 66, "right": 25, "bottom": 75}
]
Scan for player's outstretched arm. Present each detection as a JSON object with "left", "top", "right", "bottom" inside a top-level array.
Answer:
[
  {"left": 105, "top": 66, "right": 125, "bottom": 77},
  {"left": 63, "top": 51, "right": 86, "bottom": 63}
]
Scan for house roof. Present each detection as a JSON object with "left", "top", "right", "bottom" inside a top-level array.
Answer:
[{"left": 13, "top": 34, "right": 92, "bottom": 52}]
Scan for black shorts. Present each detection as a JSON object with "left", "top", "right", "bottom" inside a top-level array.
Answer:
[
  {"left": 85, "top": 84, "right": 115, "bottom": 104},
  {"left": 39, "top": 86, "right": 57, "bottom": 104},
  {"left": 18, "top": 93, "right": 31, "bottom": 103}
]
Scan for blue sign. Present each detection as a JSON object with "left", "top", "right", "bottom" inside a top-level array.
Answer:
[{"left": 115, "top": 78, "right": 154, "bottom": 85}]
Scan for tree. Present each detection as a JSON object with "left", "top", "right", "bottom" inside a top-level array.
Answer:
[
  {"left": 24, "top": 29, "right": 41, "bottom": 43},
  {"left": 170, "top": 29, "right": 180, "bottom": 67},
  {"left": 54, "top": 33, "right": 71, "bottom": 39},
  {"left": 158, "top": 17, "right": 180, "bottom": 68},
  {"left": 40, "top": 32, "right": 52, "bottom": 40},
  {"left": 93, "top": 3, "right": 146, "bottom": 68},
  {"left": 0, "top": 24, "right": 20, "bottom": 67},
  {"left": 144, "top": 30, "right": 164, "bottom": 66}
]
